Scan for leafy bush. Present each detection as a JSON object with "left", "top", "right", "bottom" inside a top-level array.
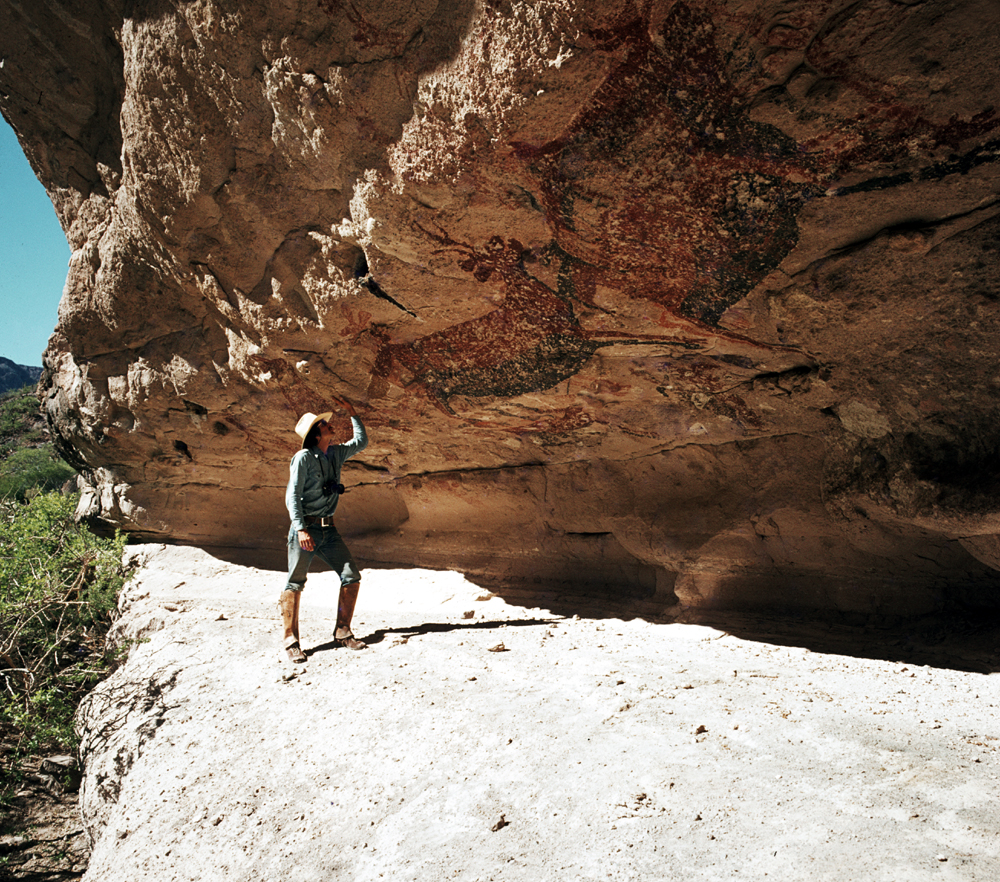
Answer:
[
  {"left": 0, "top": 384, "right": 74, "bottom": 502},
  {"left": 0, "top": 446, "right": 76, "bottom": 501},
  {"left": 0, "top": 492, "right": 132, "bottom": 825},
  {"left": 0, "top": 385, "right": 42, "bottom": 454}
]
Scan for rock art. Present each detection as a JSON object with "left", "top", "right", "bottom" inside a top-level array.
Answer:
[{"left": 3, "top": 0, "right": 1000, "bottom": 613}]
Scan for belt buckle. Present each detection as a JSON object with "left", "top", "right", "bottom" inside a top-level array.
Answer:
[{"left": 320, "top": 516, "right": 334, "bottom": 527}]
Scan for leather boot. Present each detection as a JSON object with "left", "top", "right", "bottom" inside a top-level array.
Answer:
[
  {"left": 291, "top": 590, "right": 301, "bottom": 642},
  {"left": 279, "top": 590, "right": 306, "bottom": 662},
  {"left": 334, "top": 582, "right": 365, "bottom": 649}
]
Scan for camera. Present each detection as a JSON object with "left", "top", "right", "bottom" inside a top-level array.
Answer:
[{"left": 323, "top": 479, "right": 346, "bottom": 496}]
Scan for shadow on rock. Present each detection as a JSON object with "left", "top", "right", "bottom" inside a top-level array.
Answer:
[
  {"left": 308, "top": 617, "right": 565, "bottom": 657},
  {"left": 194, "top": 545, "right": 1000, "bottom": 673},
  {"left": 690, "top": 609, "right": 1000, "bottom": 676}
]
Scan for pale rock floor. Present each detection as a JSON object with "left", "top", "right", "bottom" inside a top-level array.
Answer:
[{"left": 73, "top": 545, "right": 1000, "bottom": 882}]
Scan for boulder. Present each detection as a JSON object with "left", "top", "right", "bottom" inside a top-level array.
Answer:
[{"left": 3, "top": 0, "right": 1000, "bottom": 613}]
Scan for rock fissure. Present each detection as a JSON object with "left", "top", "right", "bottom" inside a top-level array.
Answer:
[
  {"left": 823, "top": 200, "right": 1000, "bottom": 263},
  {"left": 358, "top": 273, "right": 417, "bottom": 317},
  {"left": 830, "top": 136, "right": 1000, "bottom": 198}
]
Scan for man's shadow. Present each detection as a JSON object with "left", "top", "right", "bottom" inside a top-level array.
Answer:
[{"left": 308, "top": 617, "right": 564, "bottom": 656}]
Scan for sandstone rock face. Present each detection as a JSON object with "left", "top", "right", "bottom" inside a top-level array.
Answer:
[{"left": 4, "top": 0, "right": 1000, "bottom": 614}]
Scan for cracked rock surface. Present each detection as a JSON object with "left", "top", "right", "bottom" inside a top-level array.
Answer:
[
  {"left": 76, "top": 545, "right": 1000, "bottom": 881},
  {"left": 3, "top": 0, "right": 1000, "bottom": 612}
]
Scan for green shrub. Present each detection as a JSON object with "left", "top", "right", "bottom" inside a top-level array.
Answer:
[
  {"left": 0, "top": 445, "right": 76, "bottom": 501},
  {"left": 0, "top": 383, "right": 76, "bottom": 502},
  {"left": 0, "top": 492, "right": 132, "bottom": 825},
  {"left": 0, "top": 386, "right": 41, "bottom": 453}
]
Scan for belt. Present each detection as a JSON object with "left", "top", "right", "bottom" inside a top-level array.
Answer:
[{"left": 305, "top": 516, "right": 336, "bottom": 527}]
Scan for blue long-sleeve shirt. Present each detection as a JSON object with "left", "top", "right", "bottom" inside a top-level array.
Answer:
[{"left": 285, "top": 417, "right": 368, "bottom": 531}]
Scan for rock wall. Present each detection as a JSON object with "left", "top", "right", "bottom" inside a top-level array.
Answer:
[{"left": 3, "top": 0, "right": 1000, "bottom": 614}]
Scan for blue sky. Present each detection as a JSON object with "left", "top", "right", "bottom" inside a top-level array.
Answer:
[{"left": 0, "top": 117, "right": 71, "bottom": 368}]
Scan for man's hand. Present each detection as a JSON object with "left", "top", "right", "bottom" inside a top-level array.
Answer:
[
  {"left": 297, "top": 530, "right": 315, "bottom": 552},
  {"left": 331, "top": 396, "right": 357, "bottom": 417}
]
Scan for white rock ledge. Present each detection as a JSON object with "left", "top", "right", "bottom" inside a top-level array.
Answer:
[{"left": 77, "top": 544, "right": 1000, "bottom": 881}]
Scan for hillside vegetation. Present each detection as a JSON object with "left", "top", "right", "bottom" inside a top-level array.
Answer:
[
  {"left": 0, "top": 385, "right": 74, "bottom": 501},
  {"left": 0, "top": 384, "right": 132, "bottom": 834},
  {"left": 0, "top": 359, "right": 41, "bottom": 398}
]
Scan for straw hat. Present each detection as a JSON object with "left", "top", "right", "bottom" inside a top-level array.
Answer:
[{"left": 294, "top": 411, "right": 333, "bottom": 448}]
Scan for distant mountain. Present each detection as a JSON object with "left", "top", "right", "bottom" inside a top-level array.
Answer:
[{"left": 0, "top": 357, "right": 42, "bottom": 395}]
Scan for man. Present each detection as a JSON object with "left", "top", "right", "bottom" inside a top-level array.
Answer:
[{"left": 280, "top": 403, "right": 368, "bottom": 662}]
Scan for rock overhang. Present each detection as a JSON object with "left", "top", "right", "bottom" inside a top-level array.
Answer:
[{"left": 3, "top": 0, "right": 1000, "bottom": 614}]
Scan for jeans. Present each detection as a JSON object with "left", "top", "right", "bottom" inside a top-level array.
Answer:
[{"left": 285, "top": 524, "right": 361, "bottom": 592}]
